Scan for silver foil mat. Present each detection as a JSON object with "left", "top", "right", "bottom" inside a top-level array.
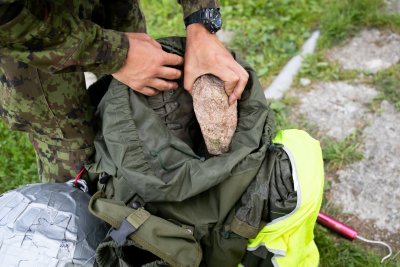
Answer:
[{"left": 0, "top": 183, "right": 108, "bottom": 266}]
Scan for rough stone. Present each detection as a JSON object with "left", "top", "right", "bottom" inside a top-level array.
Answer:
[
  {"left": 300, "top": 78, "right": 311, "bottom": 87},
  {"left": 327, "top": 29, "right": 400, "bottom": 73},
  {"left": 332, "top": 101, "right": 400, "bottom": 233},
  {"left": 192, "top": 74, "right": 237, "bottom": 155},
  {"left": 295, "top": 81, "right": 378, "bottom": 140}
]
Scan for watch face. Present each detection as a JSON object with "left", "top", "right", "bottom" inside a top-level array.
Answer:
[
  {"left": 212, "top": 15, "right": 222, "bottom": 29},
  {"left": 207, "top": 9, "right": 222, "bottom": 33}
]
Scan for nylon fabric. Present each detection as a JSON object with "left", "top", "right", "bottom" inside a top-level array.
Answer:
[
  {"left": 247, "top": 129, "right": 324, "bottom": 267},
  {"left": 87, "top": 37, "right": 276, "bottom": 266}
]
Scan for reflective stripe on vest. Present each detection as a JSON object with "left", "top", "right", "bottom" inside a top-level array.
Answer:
[{"left": 247, "top": 129, "right": 325, "bottom": 267}]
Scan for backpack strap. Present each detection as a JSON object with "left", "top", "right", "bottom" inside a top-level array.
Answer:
[{"left": 89, "top": 192, "right": 203, "bottom": 267}]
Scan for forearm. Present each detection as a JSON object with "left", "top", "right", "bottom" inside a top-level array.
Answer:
[{"left": 0, "top": 0, "right": 128, "bottom": 74}]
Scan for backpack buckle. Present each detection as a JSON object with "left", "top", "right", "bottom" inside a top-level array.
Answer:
[{"left": 110, "top": 219, "right": 138, "bottom": 246}]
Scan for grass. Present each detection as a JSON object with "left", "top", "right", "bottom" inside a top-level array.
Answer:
[
  {"left": 270, "top": 99, "right": 301, "bottom": 134},
  {"left": 373, "top": 64, "right": 400, "bottom": 111},
  {"left": 142, "top": 0, "right": 324, "bottom": 85},
  {"left": 1, "top": 0, "right": 399, "bottom": 265},
  {"left": 321, "top": 131, "right": 364, "bottom": 172},
  {"left": 319, "top": 0, "right": 400, "bottom": 47},
  {"left": 0, "top": 121, "right": 38, "bottom": 193},
  {"left": 298, "top": 53, "right": 359, "bottom": 83},
  {"left": 220, "top": 0, "right": 323, "bottom": 84},
  {"left": 315, "top": 224, "right": 387, "bottom": 267}
]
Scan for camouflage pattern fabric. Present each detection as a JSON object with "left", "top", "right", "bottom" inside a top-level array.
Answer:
[
  {"left": 0, "top": 0, "right": 218, "bottom": 182},
  {"left": 0, "top": 55, "right": 95, "bottom": 182}
]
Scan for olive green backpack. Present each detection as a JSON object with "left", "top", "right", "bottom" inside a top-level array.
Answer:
[{"left": 86, "top": 37, "right": 302, "bottom": 267}]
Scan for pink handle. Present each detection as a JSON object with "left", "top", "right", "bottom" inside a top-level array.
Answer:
[{"left": 317, "top": 212, "right": 358, "bottom": 240}]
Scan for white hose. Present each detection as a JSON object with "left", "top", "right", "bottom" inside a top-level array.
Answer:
[{"left": 356, "top": 235, "right": 393, "bottom": 263}]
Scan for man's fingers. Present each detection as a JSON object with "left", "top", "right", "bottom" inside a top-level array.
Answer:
[
  {"left": 157, "top": 67, "right": 182, "bottom": 80},
  {"left": 148, "top": 78, "right": 178, "bottom": 91},
  {"left": 214, "top": 67, "right": 239, "bottom": 96},
  {"left": 148, "top": 37, "right": 162, "bottom": 49},
  {"left": 229, "top": 73, "right": 248, "bottom": 105},
  {"left": 134, "top": 86, "right": 160, "bottom": 96},
  {"left": 162, "top": 52, "right": 184, "bottom": 66},
  {"left": 228, "top": 66, "right": 249, "bottom": 104}
]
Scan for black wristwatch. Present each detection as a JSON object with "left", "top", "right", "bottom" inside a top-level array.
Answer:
[{"left": 184, "top": 8, "right": 222, "bottom": 33}]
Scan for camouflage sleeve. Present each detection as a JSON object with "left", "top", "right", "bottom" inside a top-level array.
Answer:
[
  {"left": 0, "top": 0, "right": 128, "bottom": 74},
  {"left": 177, "top": 0, "right": 219, "bottom": 19}
]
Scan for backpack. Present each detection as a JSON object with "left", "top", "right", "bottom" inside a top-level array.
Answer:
[{"left": 86, "top": 37, "right": 323, "bottom": 267}]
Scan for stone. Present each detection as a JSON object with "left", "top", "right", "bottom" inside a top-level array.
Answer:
[
  {"left": 192, "top": 74, "right": 237, "bottom": 155},
  {"left": 300, "top": 78, "right": 311, "bottom": 87}
]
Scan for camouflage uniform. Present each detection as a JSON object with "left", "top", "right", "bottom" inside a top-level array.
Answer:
[{"left": 0, "top": 0, "right": 218, "bottom": 182}]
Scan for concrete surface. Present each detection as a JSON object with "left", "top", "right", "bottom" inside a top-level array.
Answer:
[
  {"left": 327, "top": 29, "right": 400, "bottom": 73},
  {"left": 385, "top": 0, "right": 400, "bottom": 13},
  {"left": 292, "top": 28, "right": 400, "bottom": 251},
  {"left": 296, "top": 81, "right": 377, "bottom": 140},
  {"left": 333, "top": 101, "right": 400, "bottom": 233}
]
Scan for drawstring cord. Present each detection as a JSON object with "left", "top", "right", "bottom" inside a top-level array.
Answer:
[
  {"left": 73, "top": 167, "right": 85, "bottom": 186},
  {"left": 66, "top": 166, "right": 88, "bottom": 193}
]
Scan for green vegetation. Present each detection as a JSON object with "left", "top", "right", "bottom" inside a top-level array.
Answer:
[
  {"left": 1, "top": 0, "right": 399, "bottom": 265},
  {"left": 220, "top": 0, "right": 322, "bottom": 83},
  {"left": 319, "top": 0, "right": 400, "bottom": 47},
  {"left": 322, "top": 131, "right": 364, "bottom": 172},
  {"left": 140, "top": 0, "right": 186, "bottom": 38},
  {"left": 270, "top": 99, "right": 301, "bottom": 133},
  {"left": 373, "top": 64, "right": 400, "bottom": 111},
  {"left": 315, "top": 225, "right": 386, "bottom": 267},
  {"left": 299, "top": 53, "right": 359, "bottom": 83},
  {"left": 143, "top": 0, "right": 400, "bottom": 86},
  {"left": 0, "top": 121, "right": 38, "bottom": 193}
]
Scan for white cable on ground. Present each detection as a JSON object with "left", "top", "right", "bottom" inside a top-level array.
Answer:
[{"left": 356, "top": 235, "right": 393, "bottom": 263}]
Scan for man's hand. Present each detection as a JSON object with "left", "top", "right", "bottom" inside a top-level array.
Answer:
[
  {"left": 184, "top": 24, "right": 249, "bottom": 105},
  {"left": 112, "top": 33, "right": 183, "bottom": 96}
]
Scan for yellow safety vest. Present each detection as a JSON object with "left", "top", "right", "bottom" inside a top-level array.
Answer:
[{"left": 246, "top": 129, "right": 324, "bottom": 267}]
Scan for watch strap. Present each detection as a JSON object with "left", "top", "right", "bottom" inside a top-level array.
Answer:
[{"left": 184, "top": 8, "right": 206, "bottom": 27}]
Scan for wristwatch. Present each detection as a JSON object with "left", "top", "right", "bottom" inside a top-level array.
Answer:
[{"left": 184, "top": 8, "right": 222, "bottom": 33}]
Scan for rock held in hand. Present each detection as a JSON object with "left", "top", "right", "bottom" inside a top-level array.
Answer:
[{"left": 192, "top": 74, "right": 237, "bottom": 155}]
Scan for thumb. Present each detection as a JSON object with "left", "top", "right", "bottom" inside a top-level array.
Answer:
[
  {"left": 213, "top": 67, "right": 239, "bottom": 96},
  {"left": 184, "top": 69, "right": 199, "bottom": 92}
]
